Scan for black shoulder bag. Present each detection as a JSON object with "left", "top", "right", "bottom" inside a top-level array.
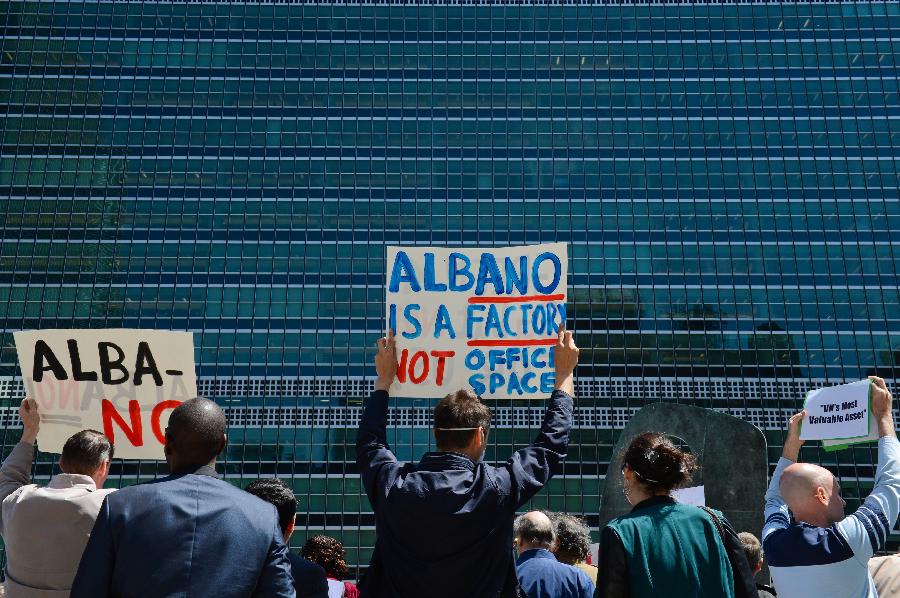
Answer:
[{"left": 700, "top": 506, "right": 760, "bottom": 598}]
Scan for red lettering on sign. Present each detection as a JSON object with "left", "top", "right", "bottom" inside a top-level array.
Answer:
[
  {"left": 151, "top": 400, "right": 182, "bottom": 444},
  {"left": 430, "top": 351, "right": 455, "bottom": 386},
  {"left": 101, "top": 399, "right": 143, "bottom": 447}
]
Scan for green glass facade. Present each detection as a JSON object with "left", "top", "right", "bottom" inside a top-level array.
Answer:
[{"left": 1, "top": 0, "right": 900, "bottom": 573}]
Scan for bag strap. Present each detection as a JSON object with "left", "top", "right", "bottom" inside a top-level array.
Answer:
[{"left": 699, "top": 506, "right": 756, "bottom": 598}]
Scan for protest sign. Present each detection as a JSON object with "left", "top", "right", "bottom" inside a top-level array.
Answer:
[
  {"left": 385, "top": 243, "right": 568, "bottom": 400},
  {"left": 800, "top": 379, "right": 872, "bottom": 442},
  {"left": 14, "top": 329, "right": 197, "bottom": 459}
]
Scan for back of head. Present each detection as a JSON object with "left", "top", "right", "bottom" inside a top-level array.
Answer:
[
  {"left": 514, "top": 511, "right": 556, "bottom": 550},
  {"left": 244, "top": 479, "right": 296, "bottom": 535},
  {"left": 738, "top": 531, "right": 763, "bottom": 571},
  {"left": 623, "top": 432, "right": 697, "bottom": 493},
  {"left": 779, "top": 462, "right": 837, "bottom": 523},
  {"left": 165, "top": 397, "right": 227, "bottom": 469},
  {"left": 61, "top": 429, "right": 113, "bottom": 475},
  {"left": 433, "top": 389, "right": 491, "bottom": 451},
  {"left": 302, "top": 535, "right": 349, "bottom": 580},
  {"left": 552, "top": 513, "right": 592, "bottom": 565}
]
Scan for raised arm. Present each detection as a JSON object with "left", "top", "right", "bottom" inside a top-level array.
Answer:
[
  {"left": 836, "top": 377, "right": 900, "bottom": 560},
  {"left": 762, "top": 409, "right": 805, "bottom": 542},
  {"left": 356, "top": 330, "right": 401, "bottom": 504},
  {"left": 503, "top": 326, "right": 579, "bottom": 508},
  {"left": 0, "top": 399, "right": 40, "bottom": 509}
]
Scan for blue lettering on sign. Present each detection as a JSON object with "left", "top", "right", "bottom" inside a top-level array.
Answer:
[
  {"left": 518, "top": 304, "right": 533, "bottom": 334},
  {"left": 504, "top": 256, "right": 528, "bottom": 295},
  {"left": 475, "top": 253, "right": 504, "bottom": 296},
  {"left": 540, "top": 371, "right": 555, "bottom": 393},
  {"left": 469, "top": 374, "right": 486, "bottom": 395},
  {"left": 388, "top": 304, "right": 397, "bottom": 333},
  {"left": 521, "top": 372, "right": 538, "bottom": 393},
  {"left": 465, "top": 349, "right": 485, "bottom": 370},
  {"left": 484, "top": 304, "right": 504, "bottom": 338},
  {"left": 402, "top": 304, "right": 422, "bottom": 339},
  {"left": 433, "top": 304, "right": 457, "bottom": 339},
  {"left": 467, "top": 304, "right": 486, "bottom": 338},
  {"left": 532, "top": 252, "right": 561, "bottom": 294},
  {"left": 507, "top": 374, "right": 524, "bottom": 395},
  {"left": 489, "top": 373, "right": 505, "bottom": 393},
  {"left": 388, "top": 251, "right": 420, "bottom": 292},
  {"left": 449, "top": 252, "right": 475, "bottom": 291},
  {"left": 423, "top": 253, "right": 448, "bottom": 292},
  {"left": 502, "top": 306, "right": 518, "bottom": 337}
]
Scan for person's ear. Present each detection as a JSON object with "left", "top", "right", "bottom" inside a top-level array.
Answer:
[
  {"left": 218, "top": 433, "right": 228, "bottom": 455},
  {"left": 285, "top": 517, "right": 296, "bottom": 544},
  {"left": 815, "top": 485, "right": 829, "bottom": 505}
]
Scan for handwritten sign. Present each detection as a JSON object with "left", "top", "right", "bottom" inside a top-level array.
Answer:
[
  {"left": 385, "top": 243, "right": 567, "bottom": 400},
  {"left": 13, "top": 329, "right": 197, "bottom": 460},
  {"left": 800, "top": 379, "right": 872, "bottom": 441}
]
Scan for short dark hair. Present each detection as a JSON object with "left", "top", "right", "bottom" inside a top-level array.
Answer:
[
  {"left": 514, "top": 512, "right": 555, "bottom": 548},
  {"left": 738, "top": 532, "right": 763, "bottom": 570},
  {"left": 61, "top": 430, "right": 113, "bottom": 476},
  {"left": 622, "top": 432, "right": 698, "bottom": 493},
  {"left": 245, "top": 479, "right": 297, "bottom": 534},
  {"left": 302, "top": 535, "right": 350, "bottom": 580},
  {"left": 165, "top": 397, "right": 227, "bottom": 467},
  {"left": 433, "top": 389, "right": 491, "bottom": 451},
  {"left": 552, "top": 513, "right": 592, "bottom": 564}
]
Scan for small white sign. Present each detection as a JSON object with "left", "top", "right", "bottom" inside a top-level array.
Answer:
[
  {"left": 800, "top": 379, "right": 871, "bottom": 441},
  {"left": 672, "top": 485, "right": 706, "bottom": 507}
]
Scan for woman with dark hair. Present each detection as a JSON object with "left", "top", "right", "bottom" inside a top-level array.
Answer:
[
  {"left": 301, "top": 535, "right": 359, "bottom": 598},
  {"left": 596, "top": 432, "right": 756, "bottom": 598}
]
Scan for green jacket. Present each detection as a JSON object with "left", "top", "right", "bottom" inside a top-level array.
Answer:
[{"left": 600, "top": 496, "right": 734, "bottom": 598}]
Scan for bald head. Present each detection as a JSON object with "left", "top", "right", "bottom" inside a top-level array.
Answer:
[
  {"left": 165, "top": 398, "right": 227, "bottom": 472},
  {"left": 514, "top": 511, "right": 555, "bottom": 554},
  {"left": 780, "top": 462, "right": 846, "bottom": 527}
]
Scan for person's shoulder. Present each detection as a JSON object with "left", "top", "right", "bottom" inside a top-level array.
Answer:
[
  {"left": 764, "top": 522, "right": 854, "bottom": 568},
  {"left": 2, "top": 483, "right": 38, "bottom": 505},
  {"left": 287, "top": 551, "right": 327, "bottom": 579}
]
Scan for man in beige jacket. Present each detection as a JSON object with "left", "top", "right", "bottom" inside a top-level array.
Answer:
[{"left": 0, "top": 399, "right": 115, "bottom": 597}]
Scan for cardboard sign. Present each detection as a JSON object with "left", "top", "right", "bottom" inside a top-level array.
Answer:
[
  {"left": 800, "top": 379, "right": 872, "bottom": 442},
  {"left": 14, "top": 329, "right": 197, "bottom": 460},
  {"left": 385, "top": 243, "right": 568, "bottom": 400}
]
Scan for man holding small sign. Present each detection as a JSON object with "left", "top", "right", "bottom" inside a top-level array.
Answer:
[
  {"left": 356, "top": 325, "right": 579, "bottom": 598},
  {"left": 762, "top": 376, "right": 900, "bottom": 598}
]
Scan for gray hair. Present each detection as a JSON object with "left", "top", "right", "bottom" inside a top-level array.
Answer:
[
  {"left": 552, "top": 514, "right": 592, "bottom": 564},
  {"left": 514, "top": 512, "right": 556, "bottom": 548}
]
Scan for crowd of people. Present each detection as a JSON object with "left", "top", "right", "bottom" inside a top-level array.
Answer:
[{"left": 0, "top": 326, "right": 897, "bottom": 597}]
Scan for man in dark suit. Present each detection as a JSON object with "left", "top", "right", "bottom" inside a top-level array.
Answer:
[
  {"left": 71, "top": 398, "right": 295, "bottom": 597},
  {"left": 356, "top": 327, "right": 579, "bottom": 598},
  {"left": 246, "top": 478, "right": 329, "bottom": 598}
]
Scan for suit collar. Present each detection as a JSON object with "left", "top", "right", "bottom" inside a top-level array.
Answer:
[
  {"left": 47, "top": 473, "right": 96, "bottom": 490},
  {"left": 171, "top": 464, "right": 220, "bottom": 478},
  {"left": 417, "top": 451, "right": 477, "bottom": 472},
  {"left": 516, "top": 548, "right": 556, "bottom": 565}
]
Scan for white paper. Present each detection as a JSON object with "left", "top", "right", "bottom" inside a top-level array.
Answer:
[
  {"left": 14, "top": 329, "right": 197, "bottom": 460},
  {"left": 385, "top": 243, "right": 568, "bottom": 400},
  {"left": 800, "top": 379, "right": 871, "bottom": 441},
  {"left": 672, "top": 485, "right": 706, "bottom": 506}
]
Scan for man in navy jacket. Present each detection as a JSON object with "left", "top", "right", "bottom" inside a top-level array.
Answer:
[
  {"left": 71, "top": 398, "right": 295, "bottom": 598},
  {"left": 356, "top": 327, "right": 579, "bottom": 598}
]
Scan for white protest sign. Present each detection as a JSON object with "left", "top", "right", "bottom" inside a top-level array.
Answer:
[
  {"left": 385, "top": 243, "right": 568, "bottom": 400},
  {"left": 800, "top": 379, "right": 872, "bottom": 441},
  {"left": 672, "top": 485, "right": 706, "bottom": 507},
  {"left": 14, "top": 329, "right": 197, "bottom": 460}
]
